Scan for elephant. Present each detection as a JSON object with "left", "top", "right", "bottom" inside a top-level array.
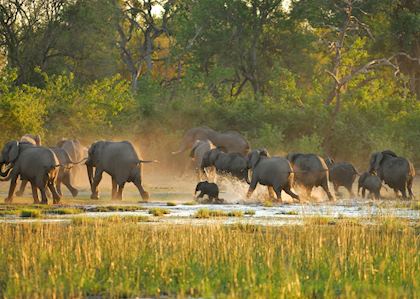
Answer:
[
  {"left": 86, "top": 141, "right": 155, "bottom": 200},
  {"left": 189, "top": 139, "right": 215, "bottom": 180},
  {"left": 20, "top": 134, "right": 41, "bottom": 146},
  {"left": 16, "top": 147, "right": 84, "bottom": 198},
  {"left": 286, "top": 153, "right": 334, "bottom": 201},
  {"left": 195, "top": 181, "right": 223, "bottom": 203},
  {"left": 57, "top": 139, "right": 88, "bottom": 183},
  {"left": 247, "top": 149, "right": 299, "bottom": 202},
  {"left": 358, "top": 172, "right": 382, "bottom": 200},
  {"left": 325, "top": 158, "right": 358, "bottom": 197},
  {"left": 0, "top": 140, "right": 61, "bottom": 204},
  {"left": 201, "top": 148, "right": 249, "bottom": 182},
  {"left": 368, "top": 150, "right": 415, "bottom": 199},
  {"left": 172, "top": 127, "right": 250, "bottom": 156}
]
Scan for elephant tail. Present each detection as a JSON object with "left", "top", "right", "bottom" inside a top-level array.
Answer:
[{"left": 136, "top": 159, "right": 159, "bottom": 164}]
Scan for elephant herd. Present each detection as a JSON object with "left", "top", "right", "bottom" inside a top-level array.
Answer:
[
  {"left": 0, "top": 135, "right": 154, "bottom": 204},
  {"left": 176, "top": 127, "right": 416, "bottom": 203},
  {"left": 0, "top": 127, "right": 416, "bottom": 204}
]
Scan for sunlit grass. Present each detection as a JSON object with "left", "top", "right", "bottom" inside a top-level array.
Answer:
[
  {"left": 0, "top": 218, "right": 418, "bottom": 298},
  {"left": 148, "top": 207, "right": 170, "bottom": 216}
]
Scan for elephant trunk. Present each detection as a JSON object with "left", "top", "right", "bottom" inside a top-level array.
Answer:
[
  {"left": 172, "top": 143, "right": 188, "bottom": 155},
  {"left": 0, "top": 164, "right": 13, "bottom": 181}
]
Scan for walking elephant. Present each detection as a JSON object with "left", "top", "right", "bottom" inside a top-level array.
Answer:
[
  {"left": 57, "top": 139, "right": 88, "bottom": 183},
  {"left": 86, "top": 141, "right": 156, "bottom": 200},
  {"left": 247, "top": 149, "right": 299, "bottom": 202},
  {"left": 368, "top": 150, "right": 415, "bottom": 199},
  {"left": 16, "top": 147, "right": 83, "bottom": 198},
  {"left": 189, "top": 139, "right": 215, "bottom": 180},
  {"left": 172, "top": 127, "right": 250, "bottom": 155},
  {"left": 0, "top": 141, "right": 61, "bottom": 204},
  {"left": 286, "top": 153, "right": 334, "bottom": 201},
  {"left": 201, "top": 148, "right": 249, "bottom": 182},
  {"left": 325, "top": 158, "right": 358, "bottom": 197},
  {"left": 358, "top": 172, "right": 382, "bottom": 200}
]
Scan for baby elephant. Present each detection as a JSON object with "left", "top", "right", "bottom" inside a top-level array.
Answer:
[
  {"left": 195, "top": 181, "right": 223, "bottom": 203},
  {"left": 358, "top": 172, "right": 382, "bottom": 200}
]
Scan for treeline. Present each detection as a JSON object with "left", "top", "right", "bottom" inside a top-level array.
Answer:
[{"left": 0, "top": 0, "right": 419, "bottom": 165}]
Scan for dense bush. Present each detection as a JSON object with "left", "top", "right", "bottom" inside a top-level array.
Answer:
[{"left": 1, "top": 67, "right": 420, "bottom": 167}]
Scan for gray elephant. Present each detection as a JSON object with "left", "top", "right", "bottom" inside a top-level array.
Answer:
[
  {"left": 325, "top": 158, "right": 358, "bottom": 197},
  {"left": 368, "top": 150, "right": 415, "bottom": 199},
  {"left": 173, "top": 127, "right": 250, "bottom": 155},
  {"left": 286, "top": 153, "right": 334, "bottom": 201},
  {"left": 20, "top": 134, "right": 41, "bottom": 146},
  {"left": 0, "top": 140, "right": 61, "bottom": 204},
  {"left": 189, "top": 139, "right": 215, "bottom": 180},
  {"left": 358, "top": 172, "right": 382, "bottom": 200},
  {"left": 16, "top": 147, "right": 83, "bottom": 198},
  {"left": 86, "top": 141, "right": 155, "bottom": 200},
  {"left": 247, "top": 149, "right": 299, "bottom": 202},
  {"left": 57, "top": 139, "right": 88, "bottom": 182},
  {"left": 201, "top": 148, "right": 249, "bottom": 182}
]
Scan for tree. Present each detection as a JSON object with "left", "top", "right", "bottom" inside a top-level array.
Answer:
[
  {"left": 0, "top": 0, "right": 67, "bottom": 84},
  {"left": 117, "top": 0, "right": 176, "bottom": 91}
]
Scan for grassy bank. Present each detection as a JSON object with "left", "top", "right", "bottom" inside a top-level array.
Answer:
[{"left": 0, "top": 219, "right": 418, "bottom": 298}]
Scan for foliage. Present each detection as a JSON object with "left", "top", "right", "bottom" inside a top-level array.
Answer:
[{"left": 0, "top": 221, "right": 418, "bottom": 297}]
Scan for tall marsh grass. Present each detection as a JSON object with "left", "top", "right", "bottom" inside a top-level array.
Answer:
[{"left": 0, "top": 220, "right": 418, "bottom": 298}]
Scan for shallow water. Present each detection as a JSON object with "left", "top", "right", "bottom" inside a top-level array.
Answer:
[{"left": 0, "top": 194, "right": 418, "bottom": 225}]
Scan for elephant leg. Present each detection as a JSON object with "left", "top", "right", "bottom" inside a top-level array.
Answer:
[
  {"left": 273, "top": 187, "right": 283, "bottom": 203},
  {"left": 283, "top": 186, "right": 300, "bottom": 202},
  {"left": 400, "top": 186, "right": 408, "bottom": 200},
  {"left": 15, "top": 179, "right": 28, "bottom": 197},
  {"left": 133, "top": 178, "right": 149, "bottom": 201},
  {"left": 407, "top": 179, "right": 414, "bottom": 199},
  {"left": 39, "top": 185, "right": 48, "bottom": 204},
  {"left": 345, "top": 184, "right": 354, "bottom": 198},
  {"left": 48, "top": 181, "right": 61, "bottom": 204},
  {"left": 111, "top": 178, "right": 118, "bottom": 200},
  {"left": 91, "top": 169, "right": 103, "bottom": 199},
  {"left": 333, "top": 183, "right": 339, "bottom": 195},
  {"left": 246, "top": 178, "right": 258, "bottom": 198},
  {"left": 267, "top": 186, "right": 276, "bottom": 199},
  {"left": 56, "top": 177, "right": 63, "bottom": 197},
  {"left": 5, "top": 175, "right": 18, "bottom": 203},
  {"left": 362, "top": 188, "right": 366, "bottom": 199},
  {"left": 62, "top": 173, "right": 78, "bottom": 198},
  {"left": 117, "top": 183, "right": 125, "bottom": 200},
  {"left": 321, "top": 181, "right": 335, "bottom": 201},
  {"left": 30, "top": 182, "right": 39, "bottom": 204}
]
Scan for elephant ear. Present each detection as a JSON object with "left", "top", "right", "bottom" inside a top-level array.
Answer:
[
  {"left": 56, "top": 139, "right": 66, "bottom": 147},
  {"left": 8, "top": 141, "right": 19, "bottom": 163},
  {"left": 382, "top": 150, "right": 397, "bottom": 157},
  {"left": 286, "top": 153, "right": 300, "bottom": 164},
  {"left": 189, "top": 140, "right": 201, "bottom": 158},
  {"left": 34, "top": 135, "right": 41, "bottom": 146},
  {"left": 371, "top": 152, "right": 384, "bottom": 171},
  {"left": 248, "top": 151, "right": 261, "bottom": 169},
  {"left": 260, "top": 148, "right": 270, "bottom": 158}
]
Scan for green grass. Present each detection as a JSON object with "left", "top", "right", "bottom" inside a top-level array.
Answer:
[
  {"left": 194, "top": 209, "right": 245, "bottom": 218},
  {"left": 183, "top": 201, "right": 197, "bottom": 206},
  {"left": 148, "top": 208, "right": 170, "bottom": 216},
  {"left": 20, "top": 209, "right": 42, "bottom": 218},
  {"left": 166, "top": 202, "right": 177, "bottom": 206},
  {"left": 262, "top": 200, "right": 273, "bottom": 207},
  {"left": 88, "top": 205, "right": 145, "bottom": 212},
  {"left": 0, "top": 218, "right": 418, "bottom": 298},
  {"left": 45, "top": 208, "right": 83, "bottom": 215},
  {"left": 244, "top": 209, "right": 256, "bottom": 216}
]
